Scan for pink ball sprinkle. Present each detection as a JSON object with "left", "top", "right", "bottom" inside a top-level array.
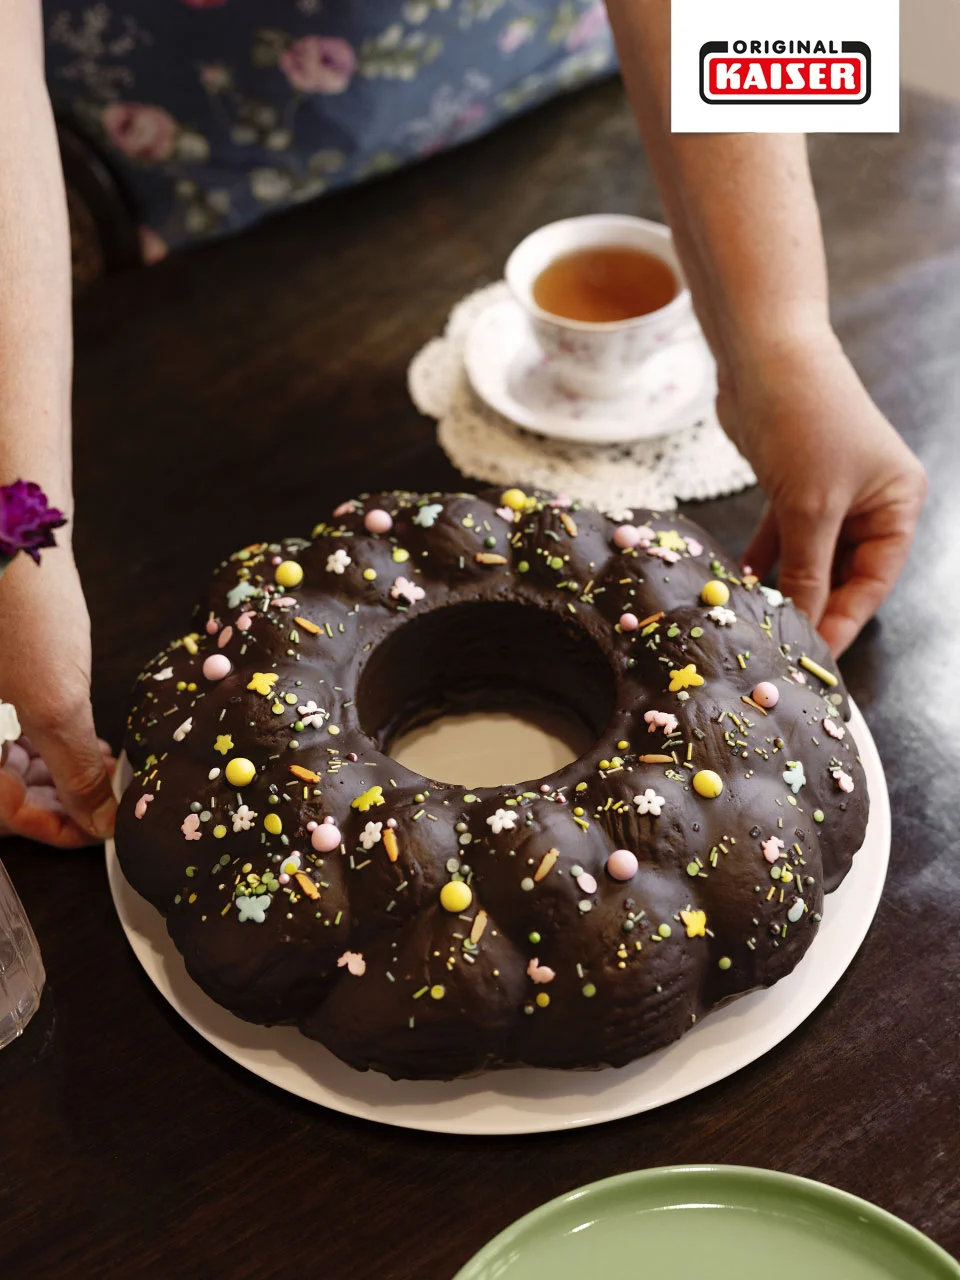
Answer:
[
  {"left": 386, "top": 817, "right": 398, "bottom": 829},
  {"left": 364, "top": 509, "right": 393, "bottom": 535},
  {"left": 322, "top": 815, "right": 335, "bottom": 824},
  {"left": 205, "top": 619, "right": 219, "bottom": 635},
  {"left": 311, "top": 823, "right": 341, "bottom": 853},
  {"left": 202, "top": 654, "right": 232, "bottom": 682},
  {"left": 307, "top": 821, "right": 318, "bottom": 831},
  {"left": 278, "top": 873, "right": 291, "bottom": 886},
  {"left": 272, "top": 555, "right": 282, "bottom": 565},
  {"left": 540, "top": 783, "right": 551, "bottom": 794},
  {"left": 606, "top": 849, "right": 639, "bottom": 881},
  {"left": 613, "top": 524, "right": 642, "bottom": 549},
  {"left": 752, "top": 681, "right": 780, "bottom": 708},
  {"left": 620, "top": 612, "right": 639, "bottom": 632}
]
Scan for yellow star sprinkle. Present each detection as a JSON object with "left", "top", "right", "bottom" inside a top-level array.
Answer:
[
  {"left": 669, "top": 664, "right": 704, "bottom": 692},
  {"left": 247, "top": 672, "right": 278, "bottom": 696},
  {"left": 214, "top": 734, "right": 234, "bottom": 756},
  {"left": 680, "top": 909, "right": 707, "bottom": 938},
  {"left": 351, "top": 785, "right": 385, "bottom": 812},
  {"left": 658, "top": 530, "right": 687, "bottom": 553}
]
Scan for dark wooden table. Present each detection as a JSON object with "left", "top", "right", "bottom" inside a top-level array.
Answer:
[{"left": 2, "top": 81, "right": 958, "bottom": 1276}]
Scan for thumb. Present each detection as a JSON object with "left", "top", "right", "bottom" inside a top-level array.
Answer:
[
  {"left": 776, "top": 508, "right": 842, "bottom": 627},
  {"left": 742, "top": 503, "right": 780, "bottom": 581},
  {"left": 23, "top": 700, "right": 116, "bottom": 840}
]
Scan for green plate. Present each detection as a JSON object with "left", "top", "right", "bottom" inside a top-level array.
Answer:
[{"left": 454, "top": 1166, "right": 959, "bottom": 1280}]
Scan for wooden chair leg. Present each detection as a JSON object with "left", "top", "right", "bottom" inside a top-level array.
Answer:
[{"left": 56, "top": 122, "right": 141, "bottom": 291}]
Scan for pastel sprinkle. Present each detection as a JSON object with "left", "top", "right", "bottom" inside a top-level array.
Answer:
[
  {"left": 799, "top": 655, "right": 838, "bottom": 687},
  {"left": 364, "top": 509, "right": 393, "bottom": 535}
]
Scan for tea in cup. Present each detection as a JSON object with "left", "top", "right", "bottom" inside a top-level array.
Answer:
[{"left": 505, "top": 214, "right": 697, "bottom": 399}]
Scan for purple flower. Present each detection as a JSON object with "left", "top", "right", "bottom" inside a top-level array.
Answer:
[{"left": 0, "top": 481, "right": 66, "bottom": 566}]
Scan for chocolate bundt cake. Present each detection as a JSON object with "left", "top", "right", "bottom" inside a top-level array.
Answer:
[{"left": 116, "top": 488, "right": 869, "bottom": 1080}]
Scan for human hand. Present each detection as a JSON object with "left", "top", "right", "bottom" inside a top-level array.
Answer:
[
  {"left": 1, "top": 734, "right": 115, "bottom": 846},
  {"left": 716, "top": 329, "right": 927, "bottom": 656},
  {"left": 0, "top": 548, "right": 116, "bottom": 846}
]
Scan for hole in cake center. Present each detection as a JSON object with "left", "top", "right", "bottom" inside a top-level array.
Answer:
[
  {"left": 356, "top": 601, "right": 616, "bottom": 788},
  {"left": 390, "top": 707, "right": 594, "bottom": 789}
]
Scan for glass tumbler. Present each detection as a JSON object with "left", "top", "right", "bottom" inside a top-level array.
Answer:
[{"left": 0, "top": 859, "right": 45, "bottom": 1049}]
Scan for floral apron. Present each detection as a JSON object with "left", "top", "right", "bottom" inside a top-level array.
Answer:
[{"left": 45, "top": 0, "right": 616, "bottom": 260}]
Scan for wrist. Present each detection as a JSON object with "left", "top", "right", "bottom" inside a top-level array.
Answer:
[{"left": 718, "top": 311, "right": 842, "bottom": 389}]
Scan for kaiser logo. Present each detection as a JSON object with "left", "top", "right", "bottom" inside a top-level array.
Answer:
[
  {"left": 700, "top": 39, "right": 871, "bottom": 105},
  {"left": 671, "top": 1, "right": 897, "bottom": 135}
]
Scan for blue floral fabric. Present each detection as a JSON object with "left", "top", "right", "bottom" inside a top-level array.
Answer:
[{"left": 44, "top": 0, "right": 616, "bottom": 261}]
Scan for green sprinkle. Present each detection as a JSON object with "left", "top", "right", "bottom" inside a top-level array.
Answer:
[
  {"left": 412, "top": 986, "right": 429, "bottom": 999},
  {"left": 582, "top": 983, "right": 597, "bottom": 998},
  {"left": 685, "top": 861, "right": 700, "bottom": 878},
  {"left": 549, "top": 556, "right": 564, "bottom": 571},
  {"left": 517, "top": 561, "right": 530, "bottom": 573},
  {"left": 718, "top": 957, "right": 732, "bottom": 970},
  {"left": 690, "top": 627, "right": 704, "bottom": 638},
  {"left": 658, "top": 923, "right": 672, "bottom": 938},
  {"left": 528, "top": 931, "right": 541, "bottom": 944},
  {"left": 813, "top": 809, "right": 825, "bottom": 824}
]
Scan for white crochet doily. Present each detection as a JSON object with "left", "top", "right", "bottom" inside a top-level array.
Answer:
[{"left": 409, "top": 283, "right": 756, "bottom": 511}]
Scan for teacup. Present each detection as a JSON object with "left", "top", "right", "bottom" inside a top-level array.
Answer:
[{"left": 505, "top": 214, "right": 698, "bottom": 400}]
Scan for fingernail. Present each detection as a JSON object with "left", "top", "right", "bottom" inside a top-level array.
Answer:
[{"left": 91, "top": 798, "right": 117, "bottom": 840}]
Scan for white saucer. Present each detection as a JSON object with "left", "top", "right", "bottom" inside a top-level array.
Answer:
[
  {"left": 105, "top": 701, "right": 889, "bottom": 1136},
  {"left": 463, "top": 297, "right": 717, "bottom": 446}
]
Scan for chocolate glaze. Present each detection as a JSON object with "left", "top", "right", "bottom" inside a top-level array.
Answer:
[{"left": 116, "top": 490, "right": 869, "bottom": 1080}]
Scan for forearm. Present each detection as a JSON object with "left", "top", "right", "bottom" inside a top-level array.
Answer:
[
  {"left": 0, "top": 1, "right": 74, "bottom": 529},
  {"left": 607, "top": 0, "right": 832, "bottom": 371}
]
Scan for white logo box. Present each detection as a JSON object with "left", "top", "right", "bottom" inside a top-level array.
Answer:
[{"left": 672, "top": 0, "right": 899, "bottom": 133}]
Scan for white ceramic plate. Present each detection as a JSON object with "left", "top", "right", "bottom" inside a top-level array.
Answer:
[
  {"left": 463, "top": 297, "right": 717, "bottom": 446},
  {"left": 105, "top": 700, "right": 889, "bottom": 1136}
]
